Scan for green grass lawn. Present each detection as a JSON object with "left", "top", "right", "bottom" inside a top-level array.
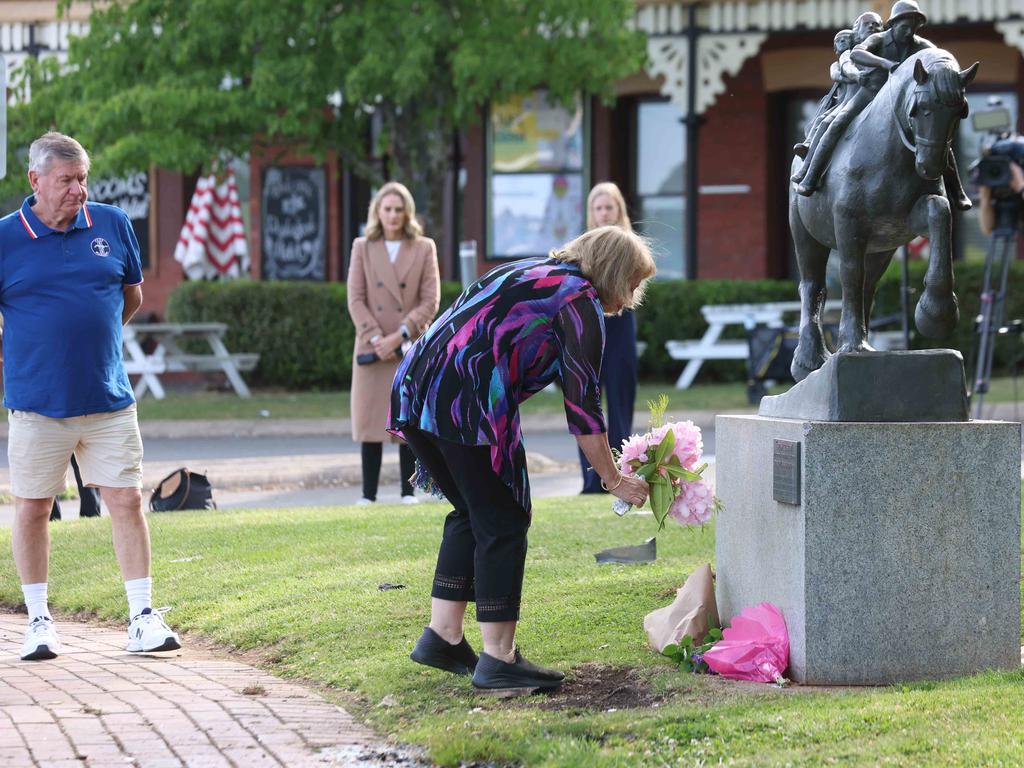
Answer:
[{"left": 2, "top": 497, "right": 1023, "bottom": 766}]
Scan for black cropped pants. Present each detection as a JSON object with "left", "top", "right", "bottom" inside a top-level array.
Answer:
[{"left": 401, "top": 426, "right": 531, "bottom": 622}]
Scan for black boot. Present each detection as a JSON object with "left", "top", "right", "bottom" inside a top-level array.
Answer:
[
  {"left": 472, "top": 650, "right": 564, "bottom": 694},
  {"left": 409, "top": 627, "right": 479, "bottom": 675}
]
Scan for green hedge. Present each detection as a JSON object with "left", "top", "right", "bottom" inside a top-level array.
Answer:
[
  {"left": 165, "top": 280, "right": 464, "bottom": 389},
  {"left": 166, "top": 261, "right": 1024, "bottom": 389}
]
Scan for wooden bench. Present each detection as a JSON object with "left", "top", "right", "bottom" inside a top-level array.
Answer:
[
  {"left": 123, "top": 322, "right": 259, "bottom": 399},
  {"left": 667, "top": 300, "right": 843, "bottom": 389}
]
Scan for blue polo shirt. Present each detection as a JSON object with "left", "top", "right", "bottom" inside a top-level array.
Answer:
[{"left": 0, "top": 196, "right": 143, "bottom": 417}]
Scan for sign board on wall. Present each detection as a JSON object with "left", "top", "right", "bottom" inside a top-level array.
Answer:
[
  {"left": 90, "top": 171, "right": 150, "bottom": 269},
  {"left": 260, "top": 166, "right": 326, "bottom": 280}
]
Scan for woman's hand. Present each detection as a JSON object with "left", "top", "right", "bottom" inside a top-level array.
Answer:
[
  {"left": 373, "top": 332, "right": 401, "bottom": 361},
  {"left": 609, "top": 474, "right": 649, "bottom": 508}
]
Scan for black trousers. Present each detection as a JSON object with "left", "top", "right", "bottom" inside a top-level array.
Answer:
[
  {"left": 402, "top": 427, "right": 531, "bottom": 622},
  {"left": 360, "top": 442, "right": 416, "bottom": 500},
  {"left": 579, "top": 311, "right": 637, "bottom": 493}
]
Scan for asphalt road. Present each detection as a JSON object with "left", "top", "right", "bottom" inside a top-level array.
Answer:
[{"left": 0, "top": 425, "right": 719, "bottom": 522}]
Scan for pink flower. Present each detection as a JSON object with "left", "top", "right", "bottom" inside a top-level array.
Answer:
[
  {"left": 670, "top": 421, "right": 704, "bottom": 470},
  {"left": 618, "top": 433, "right": 651, "bottom": 476},
  {"left": 668, "top": 478, "right": 716, "bottom": 526}
]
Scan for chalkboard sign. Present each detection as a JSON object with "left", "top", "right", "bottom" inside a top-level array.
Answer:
[
  {"left": 260, "top": 166, "right": 327, "bottom": 280},
  {"left": 90, "top": 171, "right": 150, "bottom": 269}
]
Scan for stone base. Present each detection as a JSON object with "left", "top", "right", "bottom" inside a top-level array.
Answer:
[
  {"left": 715, "top": 414, "right": 1020, "bottom": 684},
  {"left": 758, "top": 349, "right": 968, "bottom": 422}
]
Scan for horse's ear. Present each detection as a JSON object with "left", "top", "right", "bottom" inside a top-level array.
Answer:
[
  {"left": 960, "top": 62, "right": 980, "bottom": 87},
  {"left": 913, "top": 58, "right": 928, "bottom": 85}
]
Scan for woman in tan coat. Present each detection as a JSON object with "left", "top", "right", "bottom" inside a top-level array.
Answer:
[{"left": 347, "top": 182, "right": 440, "bottom": 505}]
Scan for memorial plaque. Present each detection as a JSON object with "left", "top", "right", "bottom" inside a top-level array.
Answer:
[{"left": 773, "top": 439, "right": 801, "bottom": 505}]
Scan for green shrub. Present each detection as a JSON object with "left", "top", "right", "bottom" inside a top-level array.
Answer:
[
  {"left": 166, "top": 261, "right": 1024, "bottom": 389},
  {"left": 166, "top": 280, "right": 463, "bottom": 389}
]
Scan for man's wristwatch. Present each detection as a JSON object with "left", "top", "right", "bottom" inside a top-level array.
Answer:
[{"left": 399, "top": 323, "right": 411, "bottom": 341}]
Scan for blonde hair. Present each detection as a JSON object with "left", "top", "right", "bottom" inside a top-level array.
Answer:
[
  {"left": 365, "top": 181, "right": 423, "bottom": 240},
  {"left": 586, "top": 182, "right": 633, "bottom": 232},
  {"left": 551, "top": 226, "right": 656, "bottom": 313}
]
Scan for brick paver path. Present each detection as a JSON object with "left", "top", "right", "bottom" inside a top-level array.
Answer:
[{"left": 0, "top": 612, "right": 399, "bottom": 767}]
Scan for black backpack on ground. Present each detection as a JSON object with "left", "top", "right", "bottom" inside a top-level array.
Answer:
[{"left": 149, "top": 468, "right": 217, "bottom": 512}]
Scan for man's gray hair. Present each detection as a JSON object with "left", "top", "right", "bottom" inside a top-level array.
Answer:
[{"left": 28, "top": 132, "right": 91, "bottom": 175}]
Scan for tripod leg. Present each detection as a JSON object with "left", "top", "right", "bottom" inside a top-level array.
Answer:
[{"left": 974, "top": 233, "right": 1015, "bottom": 417}]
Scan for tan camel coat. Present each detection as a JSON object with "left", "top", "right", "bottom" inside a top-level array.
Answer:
[{"left": 347, "top": 236, "right": 440, "bottom": 442}]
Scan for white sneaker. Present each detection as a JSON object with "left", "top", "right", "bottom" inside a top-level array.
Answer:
[
  {"left": 356, "top": 497, "right": 375, "bottom": 506},
  {"left": 126, "top": 607, "right": 181, "bottom": 653},
  {"left": 21, "top": 616, "right": 60, "bottom": 661},
  {"left": 401, "top": 495, "right": 419, "bottom": 505}
]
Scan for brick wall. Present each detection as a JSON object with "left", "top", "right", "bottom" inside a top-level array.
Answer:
[{"left": 696, "top": 54, "right": 773, "bottom": 279}]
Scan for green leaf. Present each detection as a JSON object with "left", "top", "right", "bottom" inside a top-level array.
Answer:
[
  {"left": 661, "top": 644, "right": 678, "bottom": 656},
  {"left": 636, "top": 462, "right": 658, "bottom": 480},
  {"left": 650, "top": 479, "right": 670, "bottom": 528},
  {"left": 654, "top": 428, "right": 675, "bottom": 465}
]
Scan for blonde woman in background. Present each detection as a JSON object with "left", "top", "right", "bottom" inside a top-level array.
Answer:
[
  {"left": 347, "top": 182, "right": 440, "bottom": 505},
  {"left": 578, "top": 182, "right": 640, "bottom": 493}
]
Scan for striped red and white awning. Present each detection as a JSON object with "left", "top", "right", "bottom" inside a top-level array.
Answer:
[{"left": 174, "top": 171, "right": 250, "bottom": 279}]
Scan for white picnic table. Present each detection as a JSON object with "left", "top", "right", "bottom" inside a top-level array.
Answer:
[
  {"left": 666, "top": 300, "right": 843, "bottom": 389},
  {"left": 123, "top": 322, "right": 259, "bottom": 400}
]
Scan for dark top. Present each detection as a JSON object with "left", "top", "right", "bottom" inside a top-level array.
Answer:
[{"left": 389, "top": 256, "right": 607, "bottom": 512}]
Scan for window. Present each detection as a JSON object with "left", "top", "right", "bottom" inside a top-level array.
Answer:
[
  {"left": 634, "top": 100, "right": 686, "bottom": 278},
  {"left": 487, "top": 90, "right": 588, "bottom": 259}
]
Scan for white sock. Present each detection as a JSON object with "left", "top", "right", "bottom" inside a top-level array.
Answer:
[
  {"left": 22, "top": 583, "right": 50, "bottom": 621},
  {"left": 124, "top": 577, "right": 152, "bottom": 619}
]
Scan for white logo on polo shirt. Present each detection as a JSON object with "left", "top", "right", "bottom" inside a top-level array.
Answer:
[{"left": 91, "top": 237, "right": 111, "bottom": 257}]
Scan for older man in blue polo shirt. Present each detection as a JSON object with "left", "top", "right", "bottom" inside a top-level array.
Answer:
[{"left": 1, "top": 132, "right": 180, "bottom": 661}]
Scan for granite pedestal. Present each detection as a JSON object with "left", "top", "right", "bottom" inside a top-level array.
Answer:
[{"left": 716, "top": 414, "right": 1020, "bottom": 684}]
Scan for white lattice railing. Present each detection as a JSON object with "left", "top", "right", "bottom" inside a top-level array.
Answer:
[{"left": 633, "top": 0, "right": 1024, "bottom": 34}]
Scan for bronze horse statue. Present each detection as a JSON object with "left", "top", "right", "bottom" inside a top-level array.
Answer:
[{"left": 789, "top": 48, "right": 979, "bottom": 381}]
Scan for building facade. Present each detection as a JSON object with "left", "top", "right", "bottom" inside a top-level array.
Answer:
[{"left": 6, "top": 1, "right": 1024, "bottom": 316}]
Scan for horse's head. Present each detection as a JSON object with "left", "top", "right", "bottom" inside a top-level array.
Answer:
[{"left": 906, "top": 55, "right": 979, "bottom": 180}]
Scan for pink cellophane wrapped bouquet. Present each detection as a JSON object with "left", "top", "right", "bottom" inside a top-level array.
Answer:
[
  {"left": 614, "top": 395, "right": 722, "bottom": 529},
  {"left": 702, "top": 602, "right": 789, "bottom": 683}
]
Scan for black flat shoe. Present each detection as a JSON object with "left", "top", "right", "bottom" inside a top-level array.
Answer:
[
  {"left": 472, "top": 650, "right": 564, "bottom": 695},
  {"left": 409, "top": 627, "right": 479, "bottom": 675}
]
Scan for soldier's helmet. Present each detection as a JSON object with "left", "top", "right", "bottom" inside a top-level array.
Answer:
[{"left": 885, "top": 0, "right": 928, "bottom": 29}]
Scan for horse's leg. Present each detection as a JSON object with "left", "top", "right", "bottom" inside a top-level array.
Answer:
[
  {"left": 863, "top": 249, "right": 897, "bottom": 342},
  {"left": 789, "top": 199, "right": 831, "bottom": 381},
  {"left": 833, "top": 218, "right": 871, "bottom": 354},
  {"left": 911, "top": 194, "right": 959, "bottom": 338}
]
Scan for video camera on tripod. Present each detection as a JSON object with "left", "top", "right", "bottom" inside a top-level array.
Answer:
[
  {"left": 968, "top": 101, "right": 1024, "bottom": 231},
  {"left": 967, "top": 99, "right": 1024, "bottom": 416}
]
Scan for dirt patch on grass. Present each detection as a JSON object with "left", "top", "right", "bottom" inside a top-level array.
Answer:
[{"left": 529, "top": 663, "right": 666, "bottom": 711}]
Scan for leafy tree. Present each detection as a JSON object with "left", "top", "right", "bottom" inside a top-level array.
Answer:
[{"left": 5, "top": 0, "right": 645, "bottom": 233}]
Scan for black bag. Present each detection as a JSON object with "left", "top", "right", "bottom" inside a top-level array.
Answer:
[{"left": 149, "top": 468, "right": 217, "bottom": 512}]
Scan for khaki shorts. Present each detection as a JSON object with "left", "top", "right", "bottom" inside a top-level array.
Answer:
[{"left": 8, "top": 405, "right": 144, "bottom": 499}]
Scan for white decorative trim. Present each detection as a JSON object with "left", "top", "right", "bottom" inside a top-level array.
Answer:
[
  {"left": 637, "top": 1, "right": 1024, "bottom": 34},
  {"left": 646, "top": 36, "right": 690, "bottom": 113},
  {"left": 996, "top": 19, "right": 1024, "bottom": 57},
  {"left": 646, "top": 32, "right": 768, "bottom": 116}
]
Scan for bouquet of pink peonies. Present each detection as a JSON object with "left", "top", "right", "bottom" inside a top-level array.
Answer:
[{"left": 613, "top": 395, "right": 722, "bottom": 529}]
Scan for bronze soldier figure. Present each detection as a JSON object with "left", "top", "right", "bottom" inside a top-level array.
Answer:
[{"left": 794, "top": 1, "right": 971, "bottom": 211}]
